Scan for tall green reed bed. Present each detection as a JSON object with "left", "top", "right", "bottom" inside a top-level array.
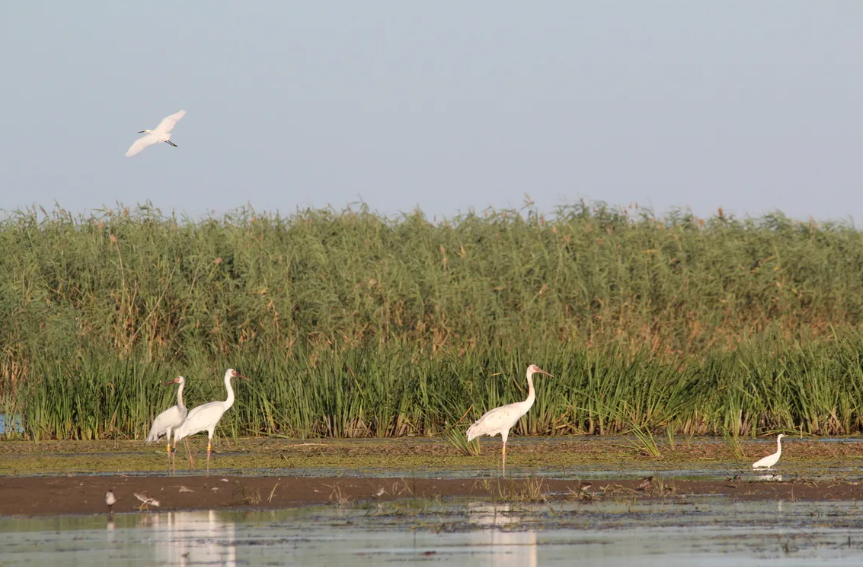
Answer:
[
  {"left": 4, "top": 202, "right": 863, "bottom": 439},
  {"left": 15, "top": 339, "right": 863, "bottom": 440}
]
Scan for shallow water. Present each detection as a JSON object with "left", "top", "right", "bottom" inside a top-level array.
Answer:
[{"left": 4, "top": 498, "right": 863, "bottom": 565}]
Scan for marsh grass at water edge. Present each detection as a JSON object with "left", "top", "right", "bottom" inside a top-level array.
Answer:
[{"left": 3, "top": 202, "right": 863, "bottom": 440}]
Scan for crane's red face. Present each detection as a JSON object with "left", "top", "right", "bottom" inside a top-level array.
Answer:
[
  {"left": 164, "top": 376, "right": 183, "bottom": 386},
  {"left": 529, "top": 364, "right": 553, "bottom": 377},
  {"left": 231, "top": 369, "right": 250, "bottom": 381}
]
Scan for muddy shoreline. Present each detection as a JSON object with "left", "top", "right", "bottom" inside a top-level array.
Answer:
[
  {"left": 2, "top": 474, "right": 863, "bottom": 517},
  {"left": 4, "top": 437, "right": 863, "bottom": 516}
]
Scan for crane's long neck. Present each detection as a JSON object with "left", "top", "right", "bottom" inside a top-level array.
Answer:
[
  {"left": 224, "top": 375, "right": 235, "bottom": 409},
  {"left": 775, "top": 436, "right": 783, "bottom": 456},
  {"left": 176, "top": 382, "right": 185, "bottom": 410},
  {"left": 524, "top": 371, "right": 536, "bottom": 409}
]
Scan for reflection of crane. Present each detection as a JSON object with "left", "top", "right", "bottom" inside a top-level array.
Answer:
[
  {"left": 125, "top": 110, "right": 186, "bottom": 157},
  {"left": 752, "top": 434, "right": 786, "bottom": 470},
  {"left": 173, "top": 369, "right": 249, "bottom": 475},
  {"left": 468, "top": 502, "right": 538, "bottom": 567},
  {"left": 466, "top": 365, "right": 552, "bottom": 476},
  {"left": 161, "top": 511, "right": 237, "bottom": 567},
  {"left": 146, "top": 376, "right": 188, "bottom": 474}
]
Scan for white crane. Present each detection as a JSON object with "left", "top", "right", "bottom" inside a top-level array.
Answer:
[
  {"left": 125, "top": 110, "right": 186, "bottom": 157},
  {"left": 173, "top": 369, "right": 248, "bottom": 475},
  {"left": 752, "top": 434, "right": 786, "bottom": 470},
  {"left": 146, "top": 376, "right": 188, "bottom": 474},
  {"left": 466, "top": 364, "right": 552, "bottom": 477}
]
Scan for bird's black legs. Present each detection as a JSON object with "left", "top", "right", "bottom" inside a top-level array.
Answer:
[{"left": 165, "top": 140, "right": 178, "bottom": 147}]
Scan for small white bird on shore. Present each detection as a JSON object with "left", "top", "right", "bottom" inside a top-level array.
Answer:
[
  {"left": 125, "top": 110, "right": 186, "bottom": 157},
  {"left": 752, "top": 434, "right": 786, "bottom": 470},
  {"left": 133, "top": 492, "right": 160, "bottom": 510},
  {"left": 105, "top": 489, "right": 116, "bottom": 515}
]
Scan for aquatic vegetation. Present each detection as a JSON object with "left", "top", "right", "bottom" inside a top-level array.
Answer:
[
  {"left": 443, "top": 428, "right": 482, "bottom": 457},
  {"left": 3, "top": 202, "right": 863, "bottom": 440}
]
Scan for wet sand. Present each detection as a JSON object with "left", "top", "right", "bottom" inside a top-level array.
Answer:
[{"left": 2, "top": 474, "right": 863, "bottom": 516}]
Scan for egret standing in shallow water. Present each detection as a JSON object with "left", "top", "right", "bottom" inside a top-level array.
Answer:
[
  {"left": 145, "top": 376, "right": 188, "bottom": 475},
  {"left": 173, "top": 369, "right": 249, "bottom": 475},
  {"left": 125, "top": 110, "right": 186, "bottom": 157},
  {"left": 752, "top": 434, "right": 786, "bottom": 470},
  {"left": 466, "top": 364, "right": 553, "bottom": 477}
]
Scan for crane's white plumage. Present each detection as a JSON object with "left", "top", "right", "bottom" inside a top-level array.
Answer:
[
  {"left": 466, "top": 364, "right": 552, "bottom": 476},
  {"left": 146, "top": 376, "right": 187, "bottom": 445},
  {"left": 146, "top": 376, "right": 187, "bottom": 457},
  {"left": 125, "top": 110, "right": 186, "bottom": 157},
  {"left": 752, "top": 434, "right": 786, "bottom": 469},
  {"left": 146, "top": 376, "right": 187, "bottom": 475},
  {"left": 173, "top": 368, "right": 248, "bottom": 475}
]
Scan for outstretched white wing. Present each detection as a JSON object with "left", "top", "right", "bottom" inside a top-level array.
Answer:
[
  {"left": 153, "top": 110, "right": 186, "bottom": 135},
  {"left": 125, "top": 133, "right": 160, "bottom": 157}
]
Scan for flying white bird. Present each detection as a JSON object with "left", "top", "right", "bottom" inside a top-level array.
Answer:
[
  {"left": 752, "top": 434, "right": 786, "bottom": 470},
  {"left": 173, "top": 369, "right": 249, "bottom": 475},
  {"left": 466, "top": 364, "right": 552, "bottom": 476},
  {"left": 146, "top": 376, "right": 188, "bottom": 474},
  {"left": 125, "top": 110, "right": 186, "bottom": 157}
]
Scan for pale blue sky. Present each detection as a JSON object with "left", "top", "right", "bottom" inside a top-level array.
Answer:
[{"left": 3, "top": 2, "right": 863, "bottom": 221}]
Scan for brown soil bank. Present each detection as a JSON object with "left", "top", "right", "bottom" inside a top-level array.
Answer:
[{"left": 2, "top": 475, "right": 863, "bottom": 517}]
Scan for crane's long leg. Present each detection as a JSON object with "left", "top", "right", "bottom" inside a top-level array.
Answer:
[
  {"left": 502, "top": 441, "right": 507, "bottom": 478},
  {"left": 184, "top": 438, "right": 195, "bottom": 470},
  {"left": 165, "top": 141, "right": 177, "bottom": 147},
  {"left": 170, "top": 435, "right": 176, "bottom": 477},
  {"left": 206, "top": 435, "right": 212, "bottom": 477},
  {"left": 165, "top": 429, "right": 173, "bottom": 476}
]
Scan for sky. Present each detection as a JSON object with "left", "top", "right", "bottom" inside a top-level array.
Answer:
[{"left": 3, "top": 2, "right": 863, "bottom": 222}]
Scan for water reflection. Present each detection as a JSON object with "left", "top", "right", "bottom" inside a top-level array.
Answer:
[
  {"left": 154, "top": 510, "right": 236, "bottom": 566},
  {"left": 5, "top": 499, "right": 863, "bottom": 566},
  {"left": 468, "top": 502, "right": 538, "bottom": 567}
]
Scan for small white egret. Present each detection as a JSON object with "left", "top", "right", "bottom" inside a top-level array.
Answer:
[
  {"left": 752, "top": 434, "right": 786, "bottom": 470},
  {"left": 173, "top": 369, "right": 249, "bottom": 475},
  {"left": 145, "top": 376, "right": 188, "bottom": 475},
  {"left": 125, "top": 110, "right": 186, "bottom": 157},
  {"left": 466, "top": 364, "right": 552, "bottom": 477}
]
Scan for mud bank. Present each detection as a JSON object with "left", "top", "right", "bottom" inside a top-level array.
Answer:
[{"left": 2, "top": 474, "right": 863, "bottom": 517}]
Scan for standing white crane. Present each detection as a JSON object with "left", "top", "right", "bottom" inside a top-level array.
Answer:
[
  {"left": 125, "top": 110, "right": 186, "bottom": 157},
  {"left": 173, "top": 369, "right": 249, "bottom": 475},
  {"left": 752, "top": 434, "right": 786, "bottom": 470},
  {"left": 466, "top": 364, "right": 553, "bottom": 477},
  {"left": 146, "top": 376, "right": 188, "bottom": 475}
]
